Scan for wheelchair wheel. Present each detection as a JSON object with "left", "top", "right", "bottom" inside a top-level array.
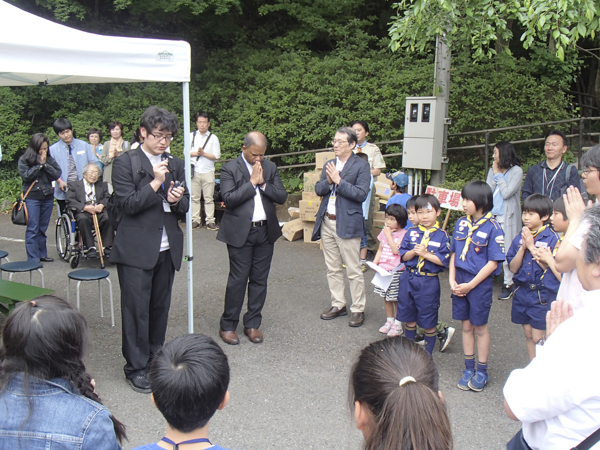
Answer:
[
  {"left": 69, "top": 254, "right": 80, "bottom": 269},
  {"left": 55, "top": 214, "right": 72, "bottom": 261}
]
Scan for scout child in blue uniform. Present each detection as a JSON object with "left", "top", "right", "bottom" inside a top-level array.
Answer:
[
  {"left": 449, "top": 181, "right": 505, "bottom": 392},
  {"left": 507, "top": 194, "right": 561, "bottom": 361},
  {"left": 398, "top": 194, "right": 450, "bottom": 355}
]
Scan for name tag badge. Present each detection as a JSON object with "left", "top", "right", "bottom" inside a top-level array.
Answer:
[
  {"left": 429, "top": 241, "right": 441, "bottom": 248},
  {"left": 77, "top": 150, "right": 85, "bottom": 155},
  {"left": 328, "top": 195, "right": 336, "bottom": 208},
  {"left": 476, "top": 231, "right": 488, "bottom": 238},
  {"left": 163, "top": 201, "right": 171, "bottom": 213},
  {"left": 536, "top": 241, "right": 548, "bottom": 249}
]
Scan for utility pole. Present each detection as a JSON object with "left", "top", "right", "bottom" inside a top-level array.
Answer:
[{"left": 430, "top": 35, "right": 451, "bottom": 186}]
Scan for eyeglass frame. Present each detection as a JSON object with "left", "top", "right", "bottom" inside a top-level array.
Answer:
[
  {"left": 147, "top": 131, "right": 174, "bottom": 142},
  {"left": 331, "top": 139, "right": 349, "bottom": 146},
  {"left": 582, "top": 168, "right": 599, "bottom": 176}
]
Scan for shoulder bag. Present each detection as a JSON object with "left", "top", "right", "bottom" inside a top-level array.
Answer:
[{"left": 11, "top": 180, "right": 37, "bottom": 226}]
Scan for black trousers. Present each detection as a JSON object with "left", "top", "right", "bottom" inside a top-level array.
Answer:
[
  {"left": 117, "top": 250, "right": 175, "bottom": 378},
  {"left": 75, "top": 210, "right": 113, "bottom": 249},
  {"left": 220, "top": 225, "right": 274, "bottom": 331}
]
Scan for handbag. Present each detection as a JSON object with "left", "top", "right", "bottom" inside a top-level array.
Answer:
[{"left": 11, "top": 180, "right": 37, "bottom": 226}]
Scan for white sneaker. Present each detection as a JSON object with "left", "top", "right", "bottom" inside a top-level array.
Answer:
[{"left": 387, "top": 322, "right": 403, "bottom": 337}]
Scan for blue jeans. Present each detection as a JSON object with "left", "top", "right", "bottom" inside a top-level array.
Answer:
[{"left": 24, "top": 198, "right": 54, "bottom": 262}]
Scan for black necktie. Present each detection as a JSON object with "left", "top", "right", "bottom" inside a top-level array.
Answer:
[{"left": 68, "top": 144, "right": 72, "bottom": 155}]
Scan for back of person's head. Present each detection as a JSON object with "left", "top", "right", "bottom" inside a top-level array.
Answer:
[
  {"left": 582, "top": 204, "right": 600, "bottom": 265},
  {"left": 415, "top": 194, "right": 441, "bottom": 213},
  {"left": 22, "top": 133, "right": 50, "bottom": 166},
  {"left": 53, "top": 118, "right": 72, "bottom": 135},
  {"left": 149, "top": 334, "right": 230, "bottom": 433},
  {"left": 0, "top": 295, "right": 126, "bottom": 441},
  {"left": 356, "top": 152, "right": 368, "bottom": 163},
  {"left": 140, "top": 106, "right": 179, "bottom": 136},
  {"left": 350, "top": 337, "right": 452, "bottom": 450},
  {"left": 386, "top": 171, "right": 409, "bottom": 194},
  {"left": 131, "top": 127, "right": 143, "bottom": 144},
  {"left": 495, "top": 141, "right": 520, "bottom": 169},
  {"left": 553, "top": 196, "right": 568, "bottom": 220},
  {"left": 386, "top": 204, "right": 408, "bottom": 229},
  {"left": 582, "top": 143, "right": 600, "bottom": 171},
  {"left": 523, "top": 194, "right": 553, "bottom": 224},
  {"left": 461, "top": 181, "right": 493, "bottom": 214},
  {"left": 87, "top": 128, "right": 102, "bottom": 141},
  {"left": 349, "top": 120, "right": 370, "bottom": 133},
  {"left": 406, "top": 195, "right": 419, "bottom": 211}
]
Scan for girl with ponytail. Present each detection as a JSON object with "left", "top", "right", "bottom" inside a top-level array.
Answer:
[
  {"left": 350, "top": 336, "right": 452, "bottom": 450},
  {"left": 0, "top": 295, "right": 126, "bottom": 449}
]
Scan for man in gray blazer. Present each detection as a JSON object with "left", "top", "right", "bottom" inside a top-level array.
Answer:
[{"left": 312, "top": 127, "right": 371, "bottom": 327}]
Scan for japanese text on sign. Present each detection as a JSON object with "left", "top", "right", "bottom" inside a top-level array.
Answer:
[{"left": 425, "top": 186, "right": 464, "bottom": 211}]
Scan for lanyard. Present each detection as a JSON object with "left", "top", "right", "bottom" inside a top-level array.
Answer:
[
  {"left": 161, "top": 437, "right": 211, "bottom": 450},
  {"left": 542, "top": 162, "right": 563, "bottom": 198}
]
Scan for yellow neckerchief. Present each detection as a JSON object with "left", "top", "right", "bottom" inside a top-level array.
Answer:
[
  {"left": 416, "top": 221, "right": 440, "bottom": 271},
  {"left": 459, "top": 212, "right": 492, "bottom": 261},
  {"left": 530, "top": 225, "right": 547, "bottom": 240}
]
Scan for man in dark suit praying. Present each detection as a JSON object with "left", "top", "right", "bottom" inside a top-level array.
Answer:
[
  {"left": 312, "top": 127, "right": 371, "bottom": 327},
  {"left": 110, "top": 106, "right": 189, "bottom": 393},
  {"left": 66, "top": 163, "right": 112, "bottom": 257},
  {"left": 217, "top": 131, "right": 287, "bottom": 345}
]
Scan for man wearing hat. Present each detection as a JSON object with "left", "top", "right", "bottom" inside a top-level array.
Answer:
[{"left": 386, "top": 170, "right": 413, "bottom": 228}]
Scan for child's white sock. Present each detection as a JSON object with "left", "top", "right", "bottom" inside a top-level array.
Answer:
[
  {"left": 387, "top": 317, "right": 394, "bottom": 323},
  {"left": 394, "top": 320, "right": 402, "bottom": 326}
]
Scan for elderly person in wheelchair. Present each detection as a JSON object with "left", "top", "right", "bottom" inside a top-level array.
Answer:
[{"left": 66, "top": 163, "right": 113, "bottom": 258}]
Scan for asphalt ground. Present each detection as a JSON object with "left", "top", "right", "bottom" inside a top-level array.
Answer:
[{"left": 0, "top": 210, "right": 528, "bottom": 449}]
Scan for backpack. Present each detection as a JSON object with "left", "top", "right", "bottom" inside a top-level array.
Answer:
[
  {"left": 565, "top": 163, "right": 589, "bottom": 202},
  {"left": 106, "top": 150, "right": 142, "bottom": 230}
]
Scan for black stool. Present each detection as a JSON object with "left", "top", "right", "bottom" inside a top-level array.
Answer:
[
  {"left": 0, "top": 261, "right": 44, "bottom": 287},
  {"left": 67, "top": 269, "right": 114, "bottom": 326},
  {"left": 0, "top": 250, "right": 8, "bottom": 266}
]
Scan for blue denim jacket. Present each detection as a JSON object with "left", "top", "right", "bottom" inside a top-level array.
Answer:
[{"left": 0, "top": 373, "right": 122, "bottom": 450}]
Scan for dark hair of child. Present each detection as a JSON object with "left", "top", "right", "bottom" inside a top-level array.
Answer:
[
  {"left": 356, "top": 152, "right": 369, "bottom": 162},
  {"left": 553, "top": 196, "right": 568, "bottom": 221},
  {"left": 148, "top": 334, "right": 230, "bottom": 433},
  {"left": 0, "top": 296, "right": 126, "bottom": 442},
  {"left": 406, "top": 195, "right": 419, "bottom": 211},
  {"left": 461, "top": 181, "right": 493, "bottom": 214},
  {"left": 386, "top": 204, "right": 408, "bottom": 229},
  {"left": 523, "top": 194, "right": 554, "bottom": 225},
  {"left": 415, "top": 194, "right": 441, "bottom": 212},
  {"left": 350, "top": 336, "right": 452, "bottom": 450}
]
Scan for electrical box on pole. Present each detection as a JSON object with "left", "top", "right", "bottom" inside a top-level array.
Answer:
[{"left": 402, "top": 96, "right": 446, "bottom": 171}]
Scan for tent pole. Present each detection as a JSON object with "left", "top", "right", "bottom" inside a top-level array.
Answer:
[{"left": 183, "top": 81, "right": 194, "bottom": 333}]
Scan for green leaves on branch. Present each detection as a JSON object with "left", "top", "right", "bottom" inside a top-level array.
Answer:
[{"left": 388, "top": 0, "right": 599, "bottom": 61}]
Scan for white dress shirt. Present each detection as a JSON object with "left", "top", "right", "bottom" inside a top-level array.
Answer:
[
  {"left": 141, "top": 147, "right": 170, "bottom": 252},
  {"left": 242, "top": 154, "right": 267, "bottom": 222}
]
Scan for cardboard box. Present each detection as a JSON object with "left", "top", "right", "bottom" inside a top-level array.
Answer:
[
  {"left": 373, "top": 218, "right": 386, "bottom": 231},
  {"left": 302, "top": 171, "right": 321, "bottom": 199},
  {"left": 288, "top": 207, "right": 300, "bottom": 219},
  {"left": 299, "top": 199, "right": 321, "bottom": 222},
  {"left": 281, "top": 219, "right": 304, "bottom": 241},
  {"left": 302, "top": 221, "right": 316, "bottom": 243},
  {"left": 374, "top": 182, "right": 393, "bottom": 200},
  {"left": 377, "top": 174, "right": 392, "bottom": 186},
  {"left": 374, "top": 211, "right": 386, "bottom": 221},
  {"left": 315, "top": 152, "right": 336, "bottom": 170}
]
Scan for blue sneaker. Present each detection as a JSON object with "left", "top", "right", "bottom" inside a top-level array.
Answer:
[
  {"left": 458, "top": 369, "right": 474, "bottom": 391},
  {"left": 468, "top": 371, "right": 488, "bottom": 392}
]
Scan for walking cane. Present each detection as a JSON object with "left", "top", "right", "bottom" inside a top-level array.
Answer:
[{"left": 87, "top": 192, "right": 105, "bottom": 268}]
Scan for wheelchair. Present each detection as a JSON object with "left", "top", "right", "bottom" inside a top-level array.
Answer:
[{"left": 55, "top": 206, "right": 106, "bottom": 269}]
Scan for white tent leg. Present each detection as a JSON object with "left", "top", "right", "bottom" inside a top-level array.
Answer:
[{"left": 183, "top": 81, "right": 194, "bottom": 334}]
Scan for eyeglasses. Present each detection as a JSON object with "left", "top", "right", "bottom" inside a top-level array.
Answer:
[
  {"left": 582, "top": 168, "right": 599, "bottom": 176},
  {"left": 331, "top": 139, "right": 349, "bottom": 146},
  {"left": 148, "top": 131, "right": 173, "bottom": 142}
]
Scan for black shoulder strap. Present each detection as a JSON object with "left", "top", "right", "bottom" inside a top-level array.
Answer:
[
  {"left": 129, "top": 149, "right": 142, "bottom": 188},
  {"left": 565, "top": 163, "right": 573, "bottom": 183},
  {"left": 572, "top": 427, "right": 600, "bottom": 450},
  {"left": 194, "top": 132, "right": 212, "bottom": 163}
]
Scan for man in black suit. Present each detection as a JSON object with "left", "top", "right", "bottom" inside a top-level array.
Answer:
[
  {"left": 110, "top": 106, "right": 189, "bottom": 393},
  {"left": 312, "top": 127, "right": 371, "bottom": 327},
  {"left": 217, "top": 131, "right": 287, "bottom": 345},
  {"left": 66, "top": 163, "right": 112, "bottom": 257}
]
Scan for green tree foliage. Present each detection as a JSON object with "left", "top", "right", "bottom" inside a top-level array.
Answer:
[{"left": 388, "top": 0, "right": 599, "bottom": 61}]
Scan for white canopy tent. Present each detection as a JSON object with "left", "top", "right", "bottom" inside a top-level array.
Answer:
[{"left": 0, "top": 0, "right": 197, "bottom": 332}]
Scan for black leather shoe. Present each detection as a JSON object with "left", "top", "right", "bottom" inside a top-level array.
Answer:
[
  {"left": 40, "top": 257, "right": 53, "bottom": 262},
  {"left": 349, "top": 312, "right": 364, "bottom": 327},
  {"left": 320, "top": 306, "right": 347, "bottom": 320},
  {"left": 126, "top": 373, "right": 151, "bottom": 394}
]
